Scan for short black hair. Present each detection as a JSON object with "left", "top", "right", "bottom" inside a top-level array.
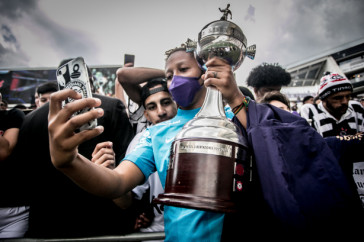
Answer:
[
  {"left": 313, "top": 95, "right": 320, "bottom": 103},
  {"left": 260, "top": 91, "right": 291, "bottom": 110},
  {"left": 246, "top": 63, "right": 291, "bottom": 88},
  {"left": 140, "top": 78, "right": 169, "bottom": 107},
  {"left": 238, "top": 86, "right": 255, "bottom": 100},
  {"left": 302, "top": 95, "right": 314, "bottom": 104},
  {"left": 37, "top": 81, "right": 58, "bottom": 95}
]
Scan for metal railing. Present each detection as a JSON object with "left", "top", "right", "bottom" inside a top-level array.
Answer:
[{"left": 3, "top": 232, "right": 165, "bottom": 242}]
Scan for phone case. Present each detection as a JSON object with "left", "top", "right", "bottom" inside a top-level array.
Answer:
[{"left": 56, "top": 57, "right": 97, "bottom": 131}]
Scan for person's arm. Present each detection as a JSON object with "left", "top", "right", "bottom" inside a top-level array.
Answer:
[
  {"left": 203, "top": 57, "right": 248, "bottom": 129},
  {"left": 91, "top": 141, "right": 134, "bottom": 208},
  {"left": 48, "top": 89, "right": 144, "bottom": 198},
  {"left": 0, "top": 109, "right": 24, "bottom": 161},
  {"left": 116, "top": 67, "right": 165, "bottom": 106},
  {"left": 114, "top": 63, "right": 134, "bottom": 111},
  {"left": 115, "top": 79, "right": 128, "bottom": 111},
  {"left": 0, "top": 128, "right": 20, "bottom": 161}
]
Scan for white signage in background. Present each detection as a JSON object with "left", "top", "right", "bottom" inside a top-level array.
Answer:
[
  {"left": 339, "top": 56, "right": 364, "bottom": 73},
  {"left": 281, "top": 86, "right": 319, "bottom": 101},
  {"left": 353, "top": 162, "right": 364, "bottom": 207}
]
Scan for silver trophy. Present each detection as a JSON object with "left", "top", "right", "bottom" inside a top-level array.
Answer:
[
  {"left": 195, "top": 3, "right": 256, "bottom": 71},
  {"left": 154, "top": 4, "right": 256, "bottom": 213}
]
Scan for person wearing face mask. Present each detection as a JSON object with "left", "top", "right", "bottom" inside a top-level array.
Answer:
[
  {"left": 46, "top": 40, "right": 363, "bottom": 241},
  {"left": 168, "top": 71, "right": 204, "bottom": 108},
  {"left": 46, "top": 40, "right": 245, "bottom": 241}
]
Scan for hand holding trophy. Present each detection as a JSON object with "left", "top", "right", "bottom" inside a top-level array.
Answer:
[{"left": 154, "top": 4, "right": 256, "bottom": 213}]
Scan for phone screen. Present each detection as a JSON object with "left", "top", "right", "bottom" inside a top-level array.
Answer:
[{"left": 124, "top": 54, "right": 135, "bottom": 65}]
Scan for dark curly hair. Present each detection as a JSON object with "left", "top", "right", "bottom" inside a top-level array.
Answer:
[{"left": 246, "top": 63, "right": 291, "bottom": 88}]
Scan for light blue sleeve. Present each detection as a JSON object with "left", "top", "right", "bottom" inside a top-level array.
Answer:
[{"left": 122, "top": 129, "right": 156, "bottom": 182}]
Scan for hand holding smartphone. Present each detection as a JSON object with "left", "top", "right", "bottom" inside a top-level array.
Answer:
[
  {"left": 56, "top": 57, "right": 97, "bottom": 131},
  {"left": 124, "top": 54, "right": 135, "bottom": 66}
]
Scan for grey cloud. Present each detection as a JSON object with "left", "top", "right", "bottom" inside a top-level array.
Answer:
[
  {"left": 0, "top": 0, "right": 99, "bottom": 67},
  {"left": 31, "top": 11, "right": 99, "bottom": 63},
  {"left": 244, "top": 5, "right": 255, "bottom": 22},
  {"left": 0, "top": 43, "right": 29, "bottom": 67},
  {"left": 0, "top": 24, "right": 26, "bottom": 67},
  {"left": 270, "top": 0, "right": 364, "bottom": 66},
  {"left": 0, "top": 0, "right": 38, "bottom": 20},
  {"left": 1, "top": 25, "right": 19, "bottom": 49},
  {"left": 0, "top": 0, "right": 38, "bottom": 66}
]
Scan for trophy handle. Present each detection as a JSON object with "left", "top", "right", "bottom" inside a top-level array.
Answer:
[{"left": 246, "top": 44, "right": 256, "bottom": 60}]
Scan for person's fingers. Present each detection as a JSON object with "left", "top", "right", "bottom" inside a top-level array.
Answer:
[
  {"left": 49, "top": 89, "right": 81, "bottom": 123},
  {"left": 63, "top": 98, "right": 102, "bottom": 121},
  {"left": 104, "top": 161, "right": 115, "bottom": 169},
  {"left": 205, "top": 56, "right": 229, "bottom": 68},
  {"left": 203, "top": 70, "right": 220, "bottom": 80},
  {"left": 92, "top": 147, "right": 114, "bottom": 162},
  {"left": 65, "top": 126, "right": 104, "bottom": 150},
  {"left": 92, "top": 141, "right": 113, "bottom": 158},
  {"left": 93, "top": 153, "right": 115, "bottom": 166},
  {"left": 65, "top": 107, "right": 103, "bottom": 132},
  {"left": 49, "top": 108, "right": 104, "bottom": 155},
  {"left": 203, "top": 68, "right": 229, "bottom": 88},
  {"left": 99, "top": 159, "right": 115, "bottom": 169},
  {"left": 139, "top": 214, "right": 151, "bottom": 223},
  {"left": 124, "top": 63, "right": 134, "bottom": 67},
  {"left": 49, "top": 91, "right": 102, "bottom": 127}
]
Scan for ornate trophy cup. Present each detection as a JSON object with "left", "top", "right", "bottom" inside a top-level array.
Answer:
[{"left": 154, "top": 4, "right": 256, "bottom": 213}]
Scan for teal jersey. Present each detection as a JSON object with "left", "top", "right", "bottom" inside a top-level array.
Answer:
[
  {"left": 123, "top": 108, "right": 225, "bottom": 241},
  {"left": 224, "top": 105, "right": 234, "bottom": 120}
]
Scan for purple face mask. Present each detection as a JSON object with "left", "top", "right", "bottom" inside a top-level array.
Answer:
[{"left": 169, "top": 75, "right": 202, "bottom": 107}]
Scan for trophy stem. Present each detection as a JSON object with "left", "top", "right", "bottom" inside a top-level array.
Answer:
[
  {"left": 153, "top": 5, "right": 256, "bottom": 213},
  {"left": 154, "top": 81, "right": 252, "bottom": 213},
  {"left": 196, "top": 86, "right": 226, "bottom": 118}
]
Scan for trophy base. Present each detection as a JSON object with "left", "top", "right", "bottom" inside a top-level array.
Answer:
[
  {"left": 155, "top": 137, "right": 251, "bottom": 214},
  {"left": 153, "top": 193, "right": 238, "bottom": 213}
]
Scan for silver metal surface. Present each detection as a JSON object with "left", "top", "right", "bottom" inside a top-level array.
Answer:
[
  {"left": 174, "top": 87, "right": 248, "bottom": 147},
  {"left": 180, "top": 6, "right": 256, "bottom": 145},
  {"left": 155, "top": 6, "right": 255, "bottom": 213},
  {"left": 195, "top": 19, "right": 256, "bottom": 71},
  {"left": 178, "top": 140, "right": 233, "bottom": 157}
]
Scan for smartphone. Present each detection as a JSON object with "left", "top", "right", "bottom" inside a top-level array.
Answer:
[
  {"left": 56, "top": 57, "right": 97, "bottom": 131},
  {"left": 124, "top": 54, "right": 135, "bottom": 65}
]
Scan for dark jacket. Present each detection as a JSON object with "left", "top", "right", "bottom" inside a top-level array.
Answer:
[
  {"left": 222, "top": 101, "right": 363, "bottom": 240},
  {"left": 1, "top": 94, "right": 136, "bottom": 238}
]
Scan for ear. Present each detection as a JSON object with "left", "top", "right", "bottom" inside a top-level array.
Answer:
[{"left": 144, "top": 109, "right": 152, "bottom": 123}]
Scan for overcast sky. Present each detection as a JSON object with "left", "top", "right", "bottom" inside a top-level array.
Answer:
[{"left": 0, "top": 0, "right": 363, "bottom": 86}]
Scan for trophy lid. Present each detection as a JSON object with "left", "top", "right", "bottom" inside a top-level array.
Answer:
[
  {"left": 195, "top": 4, "right": 255, "bottom": 71},
  {"left": 198, "top": 20, "right": 247, "bottom": 48}
]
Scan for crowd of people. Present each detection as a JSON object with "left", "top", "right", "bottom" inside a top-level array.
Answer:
[{"left": 0, "top": 38, "right": 364, "bottom": 241}]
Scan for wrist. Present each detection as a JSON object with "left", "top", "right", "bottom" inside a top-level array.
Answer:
[
  {"left": 231, "top": 96, "right": 251, "bottom": 115},
  {"left": 227, "top": 92, "right": 245, "bottom": 109}
]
